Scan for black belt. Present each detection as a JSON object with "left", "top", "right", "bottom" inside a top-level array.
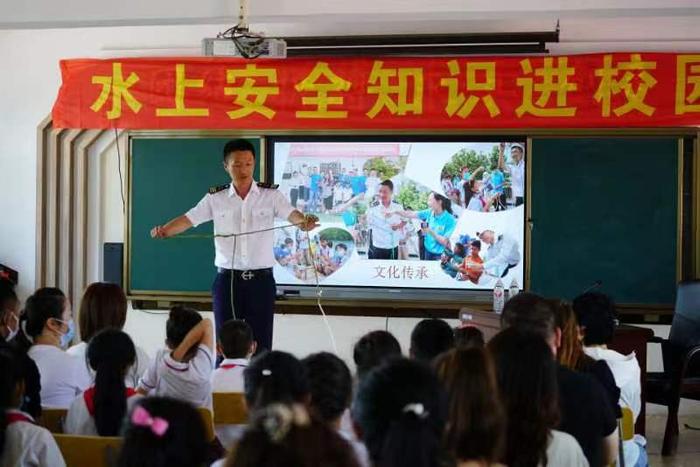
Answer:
[{"left": 217, "top": 267, "right": 273, "bottom": 281}]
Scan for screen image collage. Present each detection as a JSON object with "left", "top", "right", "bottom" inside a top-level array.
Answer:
[{"left": 272, "top": 141, "right": 525, "bottom": 291}]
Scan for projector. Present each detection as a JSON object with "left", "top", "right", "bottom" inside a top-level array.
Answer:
[{"left": 202, "top": 37, "right": 287, "bottom": 58}]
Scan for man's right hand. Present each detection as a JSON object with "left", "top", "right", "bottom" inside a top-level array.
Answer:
[{"left": 150, "top": 226, "right": 167, "bottom": 238}]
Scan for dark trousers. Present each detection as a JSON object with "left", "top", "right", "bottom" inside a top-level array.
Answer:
[
  {"left": 368, "top": 244, "right": 399, "bottom": 259},
  {"left": 515, "top": 196, "right": 524, "bottom": 207},
  {"left": 212, "top": 269, "right": 276, "bottom": 351}
]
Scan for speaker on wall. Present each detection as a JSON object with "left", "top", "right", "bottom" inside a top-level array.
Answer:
[{"left": 103, "top": 243, "right": 123, "bottom": 287}]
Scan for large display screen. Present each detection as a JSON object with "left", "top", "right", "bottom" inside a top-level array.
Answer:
[{"left": 270, "top": 138, "right": 525, "bottom": 293}]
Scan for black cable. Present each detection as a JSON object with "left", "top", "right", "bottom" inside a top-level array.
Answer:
[{"left": 114, "top": 128, "right": 126, "bottom": 215}]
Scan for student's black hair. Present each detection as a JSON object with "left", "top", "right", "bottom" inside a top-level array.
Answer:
[
  {"left": 223, "top": 139, "right": 256, "bottom": 162},
  {"left": 379, "top": 179, "right": 394, "bottom": 191},
  {"left": 500, "top": 292, "right": 557, "bottom": 341},
  {"left": 335, "top": 243, "right": 347, "bottom": 252},
  {"left": 488, "top": 328, "right": 560, "bottom": 467},
  {"left": 118, "top": 397, "right": 208, "bottom": 467},
  {"left": 165, "top": 306, "right": 202, "bottom": 350},
  {"left": 353, "top": 358, "right": 448, "bottom": 467},
  {"left": 453, "top": 326, "right": 485, "bottom": 349},
  {"left": 572, "top": 292, "right": 617, "bottom": 346},
  {"left": 284, "top": 237, "right": 294, "bottom": 245},
  {"left": 431, "top": 192, "right": 453, "bottom": 215},
  {"left": 0, "top": 347, "right": 23, "bottom": 457},
  {"left": 0, "top": 280, "right": 18, "bottom": 318},
  {"left": 410, "top": 319, "right": 455, "bottom": 362},
  {"left": 470, "top": 239, "right": 481, "bottom": 250},
  {"left": 301, "top": 352, "right": 352, "bottom": 423},
  {"left": 219, "top": 319, "right": 253, "bottom": 359},
  {"left": 453, "top": 243, "right": 466, "bottom": 257},
  {"left": 353, "top": 330, "right": 402, "bottom": 380},
  {"left": 87, "top": 329, "right": 137, "bottom": 436},
  {"left": 244, "top": 351, "right": 309, "bottom": 410},
  {"left": 24, "top": 288, "right": 67, "bottom": 338}
]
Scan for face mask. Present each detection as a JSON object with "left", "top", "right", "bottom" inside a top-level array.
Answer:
[
  {"left": 56, "top": 318, "right": 76, "bottom": 349},
  {"left": 5, "top": 314, "right": 19, "bottom": 342}
]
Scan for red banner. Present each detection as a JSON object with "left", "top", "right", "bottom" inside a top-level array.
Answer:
[{"left": 52, "top": 53, "right": 700, "bottom": 129}]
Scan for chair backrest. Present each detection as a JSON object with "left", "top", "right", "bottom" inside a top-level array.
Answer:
[
  {"left": 620, "top": 406, "right": 635, "bottom": 441},
  {"left": 38, "top": 408, "right": 67, "bottom": 433},
  {"left": 670, "top": 280, "right": 700, "bottom": 349},
  {"left": 53, "top": 434, "right": 122, "bottom": 467},
  {"left": 212, "top": 392, "right": 249, "bottom": 425},
  {"left": 196, "top": 407, "right": 216, "bottom": 442}
]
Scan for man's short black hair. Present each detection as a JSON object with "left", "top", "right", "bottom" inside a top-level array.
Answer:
[
  {"left": 379, "top": 179, "right": 394, "bottom": 191},
  {"left": 410, "top": 318, "right": 455, "bottom": 362},
  {"left": 572, "top": 292, "right": 617, "bottom": 346},
  {"left": 470, "top": 240, "right": 481, "bottom": 250},
  {"left": 166, "top": 306, "right": 202, "bottom": 349},
  {"left": 500, "top": 292, "right": 557, "bottom": 340},
  {"left": 223, "top": 139, "right": 256, "bottom": 162},
  {"left": 219, "top": 319, "right": 254, "bottom": 359}
]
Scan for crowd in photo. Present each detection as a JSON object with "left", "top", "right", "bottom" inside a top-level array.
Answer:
[
  {"left": 273, "top": 230, "right": 352, "bottom": 281},
  {"left": 0, "top": 277, "right": 647, "bottom": 467}
]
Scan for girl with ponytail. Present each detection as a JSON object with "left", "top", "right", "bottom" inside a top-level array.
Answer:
[
  {"left": 0, "top": 347, "right": 65, "bottom": 466},
  {"left": 352, "top": 358, "right": 448, "bottom": 467},
  {"left": 65, "top": 329, "right": 140, "bottom": 436}
]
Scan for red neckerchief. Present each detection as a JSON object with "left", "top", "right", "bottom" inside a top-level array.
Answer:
[
  {"left": 83, "top": 387, "right": 138, "bottom": 416},
  {"left": 219, "top": 363, "right": 245, "bottom": 370},
  {"left": 6, "top": 412, "right": 35, "bottom": 425}
]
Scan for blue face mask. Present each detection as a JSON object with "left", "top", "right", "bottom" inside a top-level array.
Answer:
[{"left": 56, "top": 318, "right": 75, "bottom": 349}]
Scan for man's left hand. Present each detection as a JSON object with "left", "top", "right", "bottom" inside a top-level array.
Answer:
[{"left": 299, "top": 214, "right": 320, "bottom": 231}]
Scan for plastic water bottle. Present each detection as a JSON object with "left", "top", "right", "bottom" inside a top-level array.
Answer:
[
  {"left": 493, "top": 279, "right": 505, "bottom": 314},
  {"left": 509, "top": 278, "right": 520, "bottom": 300}
]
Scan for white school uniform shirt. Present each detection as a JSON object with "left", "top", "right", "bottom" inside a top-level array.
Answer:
[
  {"left": 507, "top": 159, "right": 525, "bottom": 198},
  {"left": 367, "top": 201, "right": 403, "bottom": 249},
  {"left": 185, "top": 182, "right": 296, "bottom": 270},
  {"left": 138, "top": 344, "right": 214, "bottom": 409},
  {"left": 544, "top": 429, "right": 589, "bottom": 467},
  {"left": 28, "top": 344, "right": 90, "bottom": 408},
  {"left": 68, "top": 341, "right": 152, "bottom": 388},
  {"left": 1, "top": 410, "right": 66, "bottom": 467},
  {"left": 211, "top": 358, "right": 249, "bottom": 449},
  {"left": 64, "top": 388, "right": 143, "bottom": 436}
]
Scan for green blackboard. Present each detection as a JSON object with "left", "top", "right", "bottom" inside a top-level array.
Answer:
[
  {"left": 530, "top": 137, "right": 679, "bottom": 304},
  {"left": 128, "top": 137, "right": 261, "bottom": 295}
]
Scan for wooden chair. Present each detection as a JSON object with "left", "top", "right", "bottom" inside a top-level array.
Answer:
[
  {"left": 619, "top": 407, "right": 635, "bottom": 442},
  {"left": 197, "top": 407, "right": 216, "bottom": 442},
  {"left": 212, "top": 392, "right": 249, "bottom": 425},
  {"left": 53, "top": 434, "right": 121, "bottom": 467},
  {"left": 38, "top": 408, "right": 67, "bottom": 433},
  {"left": 646, "top": 280, "right": 700, "bottom": 456}
]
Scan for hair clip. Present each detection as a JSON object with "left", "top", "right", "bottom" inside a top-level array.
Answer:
[
  {"left": 260, "top": 404, "right": 310, "bottom": 443},
  {"left": 262, "top": 369, "right": 272, "bottom": 376},
  {"left": 402, "top": 403, "right": 429, "bottom": 419},
  {"left": 131, "top": 405, "right": 169, "bottom": 437}
]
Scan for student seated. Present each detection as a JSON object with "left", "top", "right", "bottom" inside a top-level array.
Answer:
[
  {"left": 212, "top": 319, "right": 256, "bottom": 449},
  {"left": 409, "top": 318, "right": 455, "bottom": 362},
  {"left": 243, "top": 351, "right": 309, "bottom": 411},
  {"left": 117, "top": 397, "right": 209, "bottom": 467},
  {"left": 574, "top": 292, "right": 646, "bottom": 467},
  {"left": 352, "top": 358, "right": 448, "bottom": 467},
  {"left": 68, "top": 282, "right": 151, "bottom": 388},
  {"left": 434, "top": 347, "right": 505, "bottom": 467},
  {"left": 489, "top": 329, "right": 588, "bottom": 467},
  {"left": 453, "top": 326, "right": 485, "bottom": 349},
  {"left": 501, "top": 294, "right": 617, "bottom": 467},
  {"left": 0, "top": 347, "right": 65, "bottom": 467},
  {"left": 352, "top": 330, "right": 401, "bottom": 381},
  {"left": 302, "top": 352, "right": 369, "bottom": 467},
  {"left": 223, "top": 403, "right": 360, "bottom": 467},
  {"left": 25, "top": 288, "right": 88, "bottom": 408},
  {"left": 138, "top": 307, "right": 214, "bottom": 409},
  {"left": 65, "top": 329, "right": 142, "bottom": 436}
]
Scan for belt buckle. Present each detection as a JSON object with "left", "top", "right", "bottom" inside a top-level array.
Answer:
[{"left": 241, "top": 270, "right": 254, "bottom": 281}]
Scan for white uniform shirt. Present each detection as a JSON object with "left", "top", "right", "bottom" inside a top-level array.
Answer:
[
  {"left": 508, "top": 159, "right": 525, "bottom": 198},
  {"left": 64, "top": 390, "right": 142, "bottom": 436},
  {"left": 483, "top": 233, "right": 520, "bottom": 274},
  {"left": 138, "top": 344, "right": 214, "bottom": 409},
  {"left": 367, "top": 201, "right": 403, "bottom": 249},
  {"left": 28, "top": 345, "right": 89, "bottom": 409},
  {"left": 584, "top": 346, "right": 641, "bottom": 418},
  {"left": 1, "top": 410, "right": 66, "bottom": 467},
  {"left": 545, "top": 429, "right": 589, "bottom": 467},
  {"left": 68, "top": 341, "right": 151, "bottom": 389},
  {"left": 185, "top": 182, "right": 295, "bottom": 270},
  {"left": 211, "top": 357, "right": 249, "bottom": 449}
]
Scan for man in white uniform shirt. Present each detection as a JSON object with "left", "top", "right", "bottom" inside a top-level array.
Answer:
[
  {"left": 498, "top": 142, "right": 525, "bottom": 207},
  {"left": 478, "top": 230, "right": 521, "bottom": 278},
  {"left": 367, "top": 180, "right": 405, "bottom": 260},
  {"left": 151, "top": 139, "right": 317, "bottom": 350}
]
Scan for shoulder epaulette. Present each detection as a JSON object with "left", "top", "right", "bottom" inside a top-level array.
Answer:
[
  {"left": 208, "top": 183, "right": 230, "bottom": 194},
  {"left": 257, "top": 182, "right": 279, "bottom": 189}
]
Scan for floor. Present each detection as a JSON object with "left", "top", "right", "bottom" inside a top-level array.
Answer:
[{"left": 647, "top": 413, "right": 700, "bottom": 466}]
